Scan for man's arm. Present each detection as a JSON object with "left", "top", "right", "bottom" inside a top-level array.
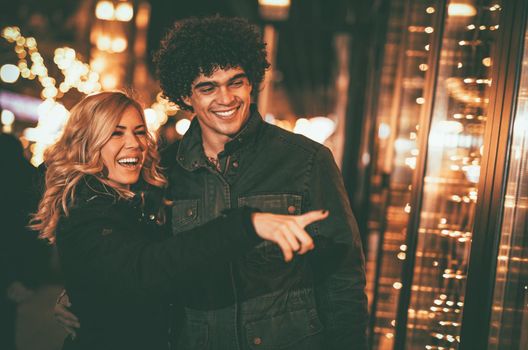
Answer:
[{"left": 306, "top": 146, "right": 368, "bottom": 350}]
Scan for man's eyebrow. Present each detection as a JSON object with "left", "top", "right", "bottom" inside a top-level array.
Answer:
[
  {"left": 193, "top": 81, "right": 216, "bottom": 90},
  {"left": 229, "top": 73, "right": 248, "bottom": 82},
  {"left": 193, "top": 73, "right": 248, "bottom": 89}
]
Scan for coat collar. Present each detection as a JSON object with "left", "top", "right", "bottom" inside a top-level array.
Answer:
[{"left": 175, "top": 104, "right": 264, "bottom": 171}]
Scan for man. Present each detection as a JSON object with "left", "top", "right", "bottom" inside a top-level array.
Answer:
[
  {"left": 56, "top": 16, "right": 368, "bottom": 349},
  {"left": 156, "top": 16, "right": 368, "bottom": 349}
]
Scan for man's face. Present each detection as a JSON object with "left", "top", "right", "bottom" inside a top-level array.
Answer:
[{"left": 183, "top": 67, "right": 252, "bottom": 148}]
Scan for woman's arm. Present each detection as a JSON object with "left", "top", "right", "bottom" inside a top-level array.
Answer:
[{"left": 57, "top": 200, "right": 326, "bottom": 299}]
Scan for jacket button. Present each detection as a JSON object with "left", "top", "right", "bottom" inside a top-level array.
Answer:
[
  {"left": 253, "top": 337, "right": 262, "bottom": 345},
  {"left": 178, "top": 156, "right": 184, "bottom": 161},
  {"left": 186, "top": 208, "right": 194, "bottom": 217},
  {"left": 149, "top": 214, "right": 156, "bottom": 221},
  {"left": 232, "top": 161, "right": 239, "bottom": 168},
  {"left": 287, "top": 205, "right": 296, "bottom": 214}
]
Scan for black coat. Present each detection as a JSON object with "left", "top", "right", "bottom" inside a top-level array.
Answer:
[{"left": 56, "top": 177, "right": 260, "bottom": 350}]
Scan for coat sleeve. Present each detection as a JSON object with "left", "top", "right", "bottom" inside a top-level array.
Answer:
[
  {"left": 57, "top": 202, "right": 260, "bottom": 300},
  {"left": 305, "top": 146, "right": 368, "bottom": 350}
]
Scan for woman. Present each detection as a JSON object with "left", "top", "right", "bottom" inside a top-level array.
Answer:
[{"left": 31, "top": 91, "right": 326, "bottom": 349}]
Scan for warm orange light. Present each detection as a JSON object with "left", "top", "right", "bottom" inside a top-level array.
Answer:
[
  {"left": 111, "top": 37, "right": 127, "bottom": 53},
  {"left": 115, "top": 3, "right": 134, "bottom": 21},
  {"left": 258, "top": 0, "right": 290, "bottom": 6},
  {"left": 95, "top": 1, "right": 115, "bottom": 20},
  {"left": 101, "top": 74, "right": 118, "bottom": 89},
  {"left": 448, "top": 4, "right": 477, "bottom": 17},
  {"left": 96, "top": 36, "right": 112, "bottom": 51}
]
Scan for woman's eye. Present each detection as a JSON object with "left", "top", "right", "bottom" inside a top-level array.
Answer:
[
  {"left": 135, "top": 130, "right": 147, "bottom": 136},
  {"left": 111, "top": 131, "right": 123, "bottom": 136}
]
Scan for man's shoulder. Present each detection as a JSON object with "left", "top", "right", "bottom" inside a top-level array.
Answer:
[{"left": 260, "top": 122, "right": 325, "bottom": 156}]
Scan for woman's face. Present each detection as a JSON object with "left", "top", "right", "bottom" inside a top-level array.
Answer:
[{"left": 100, "top": 106, "right": 147, "bottom": 189}]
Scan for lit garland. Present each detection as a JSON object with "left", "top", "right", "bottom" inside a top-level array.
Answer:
[{"left": 1, "top": 26, "right": 178, "bottom": 166}]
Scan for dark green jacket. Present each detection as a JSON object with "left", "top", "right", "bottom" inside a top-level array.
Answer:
[{"left": 163, "top": 105, "right": 368, "bottom": 350}]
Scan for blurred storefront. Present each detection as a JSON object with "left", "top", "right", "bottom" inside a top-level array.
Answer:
[{"left": 356, "top": 0, "right": 528, "bottom": 349}]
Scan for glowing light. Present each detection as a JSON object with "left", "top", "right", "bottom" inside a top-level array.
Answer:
[
  {"left": 448, "top": 4, "right": 477, "bottom": 17},
  {"left": 90, "top": 56, "right": 106, "bottom": 72},
  {"left": 101, "top": 74, "right": 118, "bottom": 89},
  {"left": 416, "top": 97, "right": 425, "bottom": 105},
  {"left": 394, "top": 138, "right": 414, "bottom": 153},
  {"left": 115, "top": 2, "right": 134, "bottom": 21},
  {"left": 482, "top": 57, "right": 492, "bottom": 67},
  {"left": 0, "top": 64, "right": 20, "bottom": 83},
  {"left": 96, "top": 36, "right": 112, "bottom": 51},
  {"left": 95, "top": 1, "right": 115, "bottom": 20},
  {"left": 378, "top": 122, "right": 390, "bottom": 139},
  {"left": 426, "top": 7, "right": 435, "bottom": 14},
  {"left": 463, "top": 165, "right": 480, "bottom": 183},
  {"left": 424, "top": 27, "right": 434, "bottom": 34},
  {"left": 1, "top": 109, "right": 15, "bottom": 125},
  {"left": 393, "top": 282, "right": 403, "bottom": 290},
  {"left": 293, "top": 116, "right": 336, "bottom": 144},
  {"left": 175, "top": 118, "right": 191, "bottom": 135},
  {"left": 258, "top": 0, "right": 290, "bottom": 6},
  {"left": 111, "top": 37, "right": 128, "bottom": 53},
  {"left": 419, "top": 64, "right": 428, "bottom": 71},
  {"left": 436, "top": 121, "right": 463, "bottom": 134}
]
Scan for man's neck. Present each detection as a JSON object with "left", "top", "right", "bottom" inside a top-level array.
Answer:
[{"left": 201, "top": 131, "right": 230, "bottom": 159}]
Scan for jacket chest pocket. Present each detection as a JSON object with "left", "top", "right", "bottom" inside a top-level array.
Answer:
[
  {"left": 171, "top": 199, "right": 201, "bottom": 234},
  {"left": 238, "top": 194, "right": 303, "bottom": 263}
]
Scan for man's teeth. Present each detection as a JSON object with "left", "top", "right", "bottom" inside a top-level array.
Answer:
[
  {"left": 117, "top": 158, "right": 139, "bottom": 165},
  {"left": 215, "top": 109, "right": 236, "bottom": 117}
]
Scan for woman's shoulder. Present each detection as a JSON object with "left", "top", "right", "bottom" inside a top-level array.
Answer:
[
  {"left": 59, "top": 177, "right": 125, "bottom": 229},
  {"left": 74, "top": 176, "right": 120, "bottom": 208}
]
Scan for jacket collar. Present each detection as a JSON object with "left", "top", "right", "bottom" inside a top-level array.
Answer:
[
  {"left": 74, "top": 175, "right": 142, "bottom": 208},
  {"left": 176, "top": 104, "right": 263, "bottom": 171}
]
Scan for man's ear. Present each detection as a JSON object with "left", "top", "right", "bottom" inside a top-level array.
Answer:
[{"left": 182, "top": 96, "right": 192, "bottom": 107}]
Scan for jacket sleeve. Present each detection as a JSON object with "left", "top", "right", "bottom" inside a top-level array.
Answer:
[
  {"left": 305, "top": 146, "right": 368, "bottom": 350},
  {"left": 57, "top": 203, "right": 260, "bottom": 300}
]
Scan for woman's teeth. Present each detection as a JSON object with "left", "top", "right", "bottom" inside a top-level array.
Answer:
[{"left": 117, "top": 157, "right": 139, "bottom": 167}]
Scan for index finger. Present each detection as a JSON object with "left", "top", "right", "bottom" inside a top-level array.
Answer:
[{"left": 296, "top": 210, "right": 329, "bottom": 228}]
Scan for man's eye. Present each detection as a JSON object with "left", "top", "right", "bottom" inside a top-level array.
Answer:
[
  {"left": 199, "top": 87, "right": 215, "bottom": 94},
  {"left": 231, "top": 80, "right": 243, "bottom": 87}
]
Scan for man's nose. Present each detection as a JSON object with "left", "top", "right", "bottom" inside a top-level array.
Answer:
[{"left": 217, "top": 87, "right": 235, "bottom": 105}]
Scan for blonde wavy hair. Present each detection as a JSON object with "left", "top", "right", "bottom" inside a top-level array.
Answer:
[{"left": 31, "top": 91, "right": 167, "bottom": 243}]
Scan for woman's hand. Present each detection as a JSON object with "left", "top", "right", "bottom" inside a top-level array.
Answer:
[
  {"left": 252, "top": 210, "right": 329, "bottom": 262},
  {"left": 54, "top": 290, "right": 80, "bottom": 339}
]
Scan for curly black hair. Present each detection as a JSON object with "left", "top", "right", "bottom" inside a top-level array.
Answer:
[{"left": 154, "top": 16, "right": 270, "bottom": 111}]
